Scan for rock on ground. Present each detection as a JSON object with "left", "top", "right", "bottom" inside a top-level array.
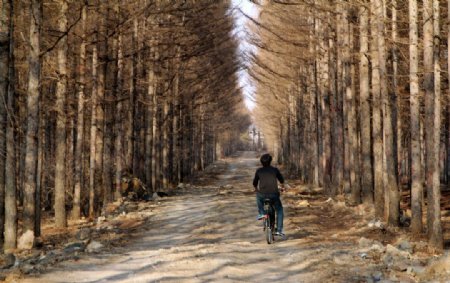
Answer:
[
  {"left": 76, "top": 228, "right": 91, "bottom": 241},
  {"left": 86, "top": 241, "right": 104, "bottom": 253},
  {"left": 18, "top": 230, "right": 35, "bottom": 250},
  {"left": 0, "top": 253, "right": 15, "bottom": 269},
  {"left": 63, "top": 242, "right": 86, "bottom": 253},
  {"left": 393, "top": 237, "right": 413, "bottom": 253}
]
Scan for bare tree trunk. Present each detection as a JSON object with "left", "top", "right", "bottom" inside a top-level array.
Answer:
[
  {"left": 318, "top": 16, "right": 331, "bottom": 193},
  {"left": 72, "top": 2, "right": 87, "bottom": 220},
  {"left": 308, "top": 13, "right": 319, "bottom": 187},
  {"left": 409, "top": 0, "right": 423, "bottom": 235},
  {"left": 162, "top": 90, "right": 170, "bottom": 188},
  {"left": 54, "top": 0, "right": 68, "bottom": 228},
  {"left": 151, "top": 51, "right": 160, "bottom": 192},
  {"left": 23, "top": 0, "right": 42, "bottom": 235},
  {"left": 145, "top": 56, "right": 155, "bottom": 190},
  {"left": 0, "top": 0, "right": 9, "bottom": 246},
  {"left": 89, "top": 40, "right": 98, "bottom": 219},
  {"left": 447, "top": 0, "right": 450, "bottom": 189},
  {"left": 328, "top": 13, "right": 337, "bottom": 194},
  {"left": 359, "top": 2, "right": 373, "bottom": 204},
  {"left": 98, "top": 4, "right": 110, "bottom": 211},
  {"left": 392, "top": 0, "right": 402, "bottom": 187},
  {"left": 126, "top": 17, "right": 138, "bottom": 173},
  {"left": 370, "top": 0, "right": 384, "bottom": 219},
  {"left": 341, "top": 7, "right": 359, "bottom": 203},
  {"left": 172, "top": 46, "right": 181, "bottom": 184},
  {"left": 332, "top": 4, "right": 344, "bottom": 195},
  {"left": 102, "top": 3, "right": 120, "bottom": 208},
  {"left": 114, "top": 27, "right": 124, "bottom": 200},
  {"left": 2, "top": 0, "right": 17, "bottom": 251},
  {"left": 426, "top": 0, "right": 443, "bottom": 251},
  {"left": 376, "top": 0, "right": 399, "bottom": 226}
]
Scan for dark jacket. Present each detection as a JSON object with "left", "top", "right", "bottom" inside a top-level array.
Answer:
[{"left": 253, "top": 166, "right": 284, "bottom": 194}]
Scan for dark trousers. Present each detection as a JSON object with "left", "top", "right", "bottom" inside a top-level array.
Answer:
[{"left": 256, "top": 192, "right": 284, "bottom": 233}]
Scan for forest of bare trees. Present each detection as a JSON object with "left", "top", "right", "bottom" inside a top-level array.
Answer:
[
  {"left": 0, "top": 0, "right": 250, "bottom": 252},
  {"left": 1, "top": 0, "right": 449, "bottom": 264},
  {"left": 245, "top": 0, "right": 449, "bottom": 251}
]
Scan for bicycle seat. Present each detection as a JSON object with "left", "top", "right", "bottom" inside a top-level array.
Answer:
[{"left": 263, "top": 199, "right": 274, "bottom": 205}]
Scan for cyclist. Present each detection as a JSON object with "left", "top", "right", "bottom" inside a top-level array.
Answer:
[{"left": 253, "top": 153, "right": 285, "bottom": 237}]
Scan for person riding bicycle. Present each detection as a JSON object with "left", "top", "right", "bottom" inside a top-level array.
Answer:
[{"left": 253, "top": 153, "right": 285, "bottom": 237}]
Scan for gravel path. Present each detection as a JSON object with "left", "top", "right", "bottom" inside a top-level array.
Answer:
[{"left": 18, "top": 151, "right": 423, "bottom": 283}]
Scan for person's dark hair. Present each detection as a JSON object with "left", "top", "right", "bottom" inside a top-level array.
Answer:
[{"left": 260, "top": 153, "right": 272, "bottom": 167}]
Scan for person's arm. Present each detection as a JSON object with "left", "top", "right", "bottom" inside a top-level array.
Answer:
[
  {"left": 276, "top": 168, "right": 285, "bottom": 184},
  {"left": 253, "top": 170, "right": 259, "bottom": 190}
]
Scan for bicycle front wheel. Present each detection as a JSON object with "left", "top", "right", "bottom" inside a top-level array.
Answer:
[{"left": 266, "top": 219, "right": 273, "bottom": 244}]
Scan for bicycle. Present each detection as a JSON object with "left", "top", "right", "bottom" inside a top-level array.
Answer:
[
  {"left": 262, "top": 198, "right": 276, "bottom": 244},
  {"left": 261, "top": 184, "right": 289, "bottom": 244}
]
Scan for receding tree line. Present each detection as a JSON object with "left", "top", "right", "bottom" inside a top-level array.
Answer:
[
  {"left": 0, "top": 0, "right": 250, "bottom": 252},
  {"left": 246, "top": 0, "right": 449, "bottom": 252}
]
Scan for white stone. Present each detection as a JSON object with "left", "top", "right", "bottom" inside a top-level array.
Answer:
[
  {"left": 386, "top": 244, "right": 411, "bottom": 259},
  {"left": 97, "top": 216, "right": 106, "bottom": 223},
  {"left": 18, "top": 230, "right": 34, "bottom": 250},
  {"left": 86, "top": 241, "right": 104, "bottom": 253}
]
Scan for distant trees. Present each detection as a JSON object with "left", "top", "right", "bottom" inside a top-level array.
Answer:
[
  {"left": 0, "top": 1, "right": 249, "bottom": 252},
  {"left": 245, "top": 0, "right": 448, "bottom": 251}
]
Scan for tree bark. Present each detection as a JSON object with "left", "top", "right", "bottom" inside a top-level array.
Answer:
[
  {"left": 392, "top": 0, "right": 401, "bottom": 187},
  {"left": 409, "top": 0, "right": 423, "bottom": 235},
  {"left": 89, "top": 39, "right": 98, "bottom": 219},
  {"left": 447, "top": 0, "right": 450, "bottom": 189},
  {"left": 94, "top": 2, "right": 106, "bottom": 211},
  {"left": 0, "top": 0, "right": 10, "bottom": 246},
  {"left": 370, "top": 0, "right": 384, "bottom": 219},
  {"left": 162, "top": 87, "right": 170, "bottom": 188},
  {"left": 426, "top": 0, "right": 443, "bottom": 251},
  {"left": 114, "top": 26, "right": 124, "bottom": 200},
  {"left": 359, "top": 2, "right": 373, "bottom": 204},
  {"left": 342, "top": 7, "right": 360, "bottom": 204},
  {"left": 308, "top": 13, "right": 319, "bottom": 187},
  {"left": 23, "top": 0, "right": 42, "bottom": 235},
  {"left": 54, "top": 0, "right": 68, "bottom": 228},
  {"left": 172, "top": 45, "right": 181, "bottom": 184},
  {"left": 318, "top": 16, "right": 331, "bottom": 193},
  {"left": 145, "top": 55, "right": 155, "bottom": 190},
  {"left": 2, "top": 0, "right": 17, "bottom": 251},
  {"left": 72, "top": 2, "right": 87, "bottom": 220},
  {"left": 126, "top": 17, "right": 138, "bottom": 173},
  {"left": 151, "top": 46, "right": 160, "bottom": 192},
  {"left": 375, "top": 0, "right": 399, "bottom": 226}
]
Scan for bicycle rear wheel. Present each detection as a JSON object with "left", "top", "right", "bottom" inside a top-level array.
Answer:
[{"left": 265, "top": 218, "right": 273, "bottom": 244}]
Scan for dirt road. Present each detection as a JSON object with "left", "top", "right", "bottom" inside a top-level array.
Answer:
[{"left": 18, "top": 151, "right": 427, "bottom": 282}]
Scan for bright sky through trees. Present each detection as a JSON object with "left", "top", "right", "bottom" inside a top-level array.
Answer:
[{"left": 232, "top": 0, "right": 258, "bottom": 111}]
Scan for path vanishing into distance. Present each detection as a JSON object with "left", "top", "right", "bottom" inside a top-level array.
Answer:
[{"left": 17, "top": 152, "right": 444, "bottom": 282}]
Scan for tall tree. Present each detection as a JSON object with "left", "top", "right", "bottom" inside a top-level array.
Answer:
[
  {"left": 343, "top": 6, "right": 360, "bottom": 204},
  {"left": 359, "top": 1, "right": 373, "bottom": 204},
  {"left": 0, "top": 0, "right": 11, "bottom": 248},
  {"left": 72, "top": 2, "right": 87, "bottom": 220},
  {"left": 89, "top": 36, "right": 98, "bottom": 219},
  {"left": 4, "top": 0, "right": 16, "bottom": 250},
  {"left": 0, "top": 0, "right": 13, "bottom": 251},
  {"left": 409, "top": 0, "right": 423, "bottom": 235},
  {"left": 426, "top": 0, "right": 443, "bottom": 251},
  {"left": 376, "top": 0, "right": 399, "bottom": 226},
  {"left": 54, "top": 0, "right": 68, "bottom": 228},
  {"left": 23, "top": 0, "right": 42, "bottom": 235},
  {"left": 370, "top": 0, "right": 384, "bottom": 219},
  {"left": 114, "top": 13, "right": 124, "bottom": 200}
]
